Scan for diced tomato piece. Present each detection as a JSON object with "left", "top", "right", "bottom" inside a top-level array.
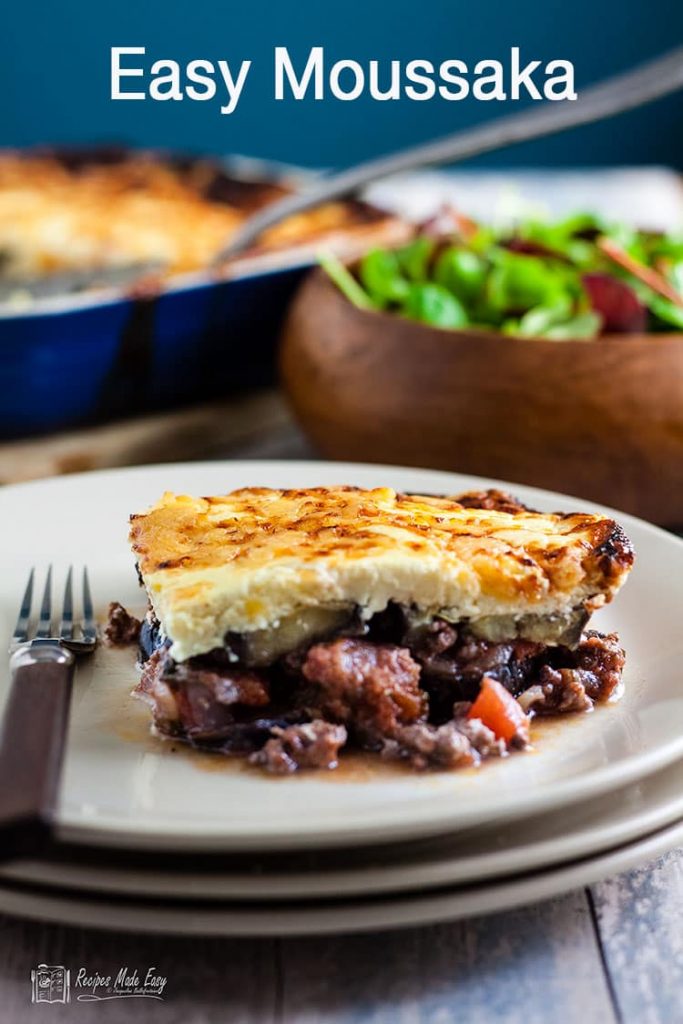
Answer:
[{"left": 467, "top": 676, "right": 530, "bottom": 745}]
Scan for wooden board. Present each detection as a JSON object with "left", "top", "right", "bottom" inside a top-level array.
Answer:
[{"left": 0, "top": 391, "right": 312, "bottom": 485}]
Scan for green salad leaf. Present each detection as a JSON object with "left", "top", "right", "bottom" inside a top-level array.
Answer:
[
  {"left": 541, "top": 312, "right": 603, "bottom": 340},
  {"left": 359, "top": 248, "right": 410, "bottom": 305},
  {"left": 487, "top": 251, "right": 569, "bottom": 313},
  {"left": 403, "top": 283, "right": 469, "bottom": 329},
  {"left": 649, "top": 295, "right": 683, "bottom": 330},
  {"left": 317, "top": 251, "right": 373, "bottom": 310},
  {"left": 319, "top": 212, "right": 683, "bottom": 339},
  {"left": 396, "top": 237, "right": 435, "bottom": 282},
  {"left": 434, "top": 248, "right": 486, "bottom": 302}
]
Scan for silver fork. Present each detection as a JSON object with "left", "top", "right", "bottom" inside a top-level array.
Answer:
[{"left": 0, "top": 567, "right": 97, "bottom": 858}]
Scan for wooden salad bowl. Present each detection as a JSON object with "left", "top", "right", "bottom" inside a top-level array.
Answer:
[{"left": 280, "top": 269, "right": 683, "bottom": 526}]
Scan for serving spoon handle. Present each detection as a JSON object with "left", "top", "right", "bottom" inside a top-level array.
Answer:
[{"left": 215, "top": 46, "right": 683, "bottom": 262}]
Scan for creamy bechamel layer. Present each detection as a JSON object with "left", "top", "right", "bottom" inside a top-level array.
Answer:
[{"left": 129, "top": 487, "right": 634, "bottom": 663}]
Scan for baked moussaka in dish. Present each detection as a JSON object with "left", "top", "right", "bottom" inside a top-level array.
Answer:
[
  {"left": 0, "top": 148, "right": 401, "bottom": 281},
  {"left": 109, "top": 486, "right": 634, "bottom": 774}
]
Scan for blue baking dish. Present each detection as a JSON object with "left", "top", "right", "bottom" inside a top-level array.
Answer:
[
  {"left": 0, "top": 149, "right": 405, "bottom": 440},
  {"left": 0, "top": 261, "right": 310, "bottom": 439}
]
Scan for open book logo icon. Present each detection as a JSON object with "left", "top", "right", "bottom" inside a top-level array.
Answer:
[{"left": 31, "top": 965, "right": 70, "bottom": 1004}]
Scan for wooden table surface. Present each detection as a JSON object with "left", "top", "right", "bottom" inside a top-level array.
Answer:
[
  {"left": 3, "top": 849, "right": 682, "bottom": 1022},
  {"left": 1, "top": 392, "right": 681, "bottom": 1022}
]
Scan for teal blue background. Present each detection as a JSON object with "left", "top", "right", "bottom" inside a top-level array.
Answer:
[{"left": 1, "top": 0, "right": 681, "bottom": 168}]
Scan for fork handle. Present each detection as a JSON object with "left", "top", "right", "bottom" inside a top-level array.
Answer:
[{"left": 0, "top": 645, "right": 75, "bottom": 859}]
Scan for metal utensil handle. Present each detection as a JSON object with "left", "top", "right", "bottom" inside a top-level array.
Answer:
[
  {"left": 0, "top": 645, "right": 74, "bottom": 858},
  {"left": 216, "top": 45, "right": 683, "bottom": 261}
]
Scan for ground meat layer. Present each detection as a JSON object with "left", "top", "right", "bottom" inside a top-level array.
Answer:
[
  {"left": 105, "top": 602, "right": 142, "bottom": 646},
  {"left": 132, "top": 625, "right": 624, "bottom": 774},
  {"left": 301, "top": 639, "right": 426, "bottom": 744},
  {"left": 250, "top": 722, "right": 347, "bottom": 774}
]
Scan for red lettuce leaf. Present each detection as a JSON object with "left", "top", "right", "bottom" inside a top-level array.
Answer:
[{"left": 582, "top": 273, "right": 647, "bottom": 333}]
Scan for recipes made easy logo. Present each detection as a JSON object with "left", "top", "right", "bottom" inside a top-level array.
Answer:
[
  {"left": 31, "top": 966, "right": 70, "bottom": 1004},
  {"left": 31, "top": 964, "right": 167, "bottom": 1004}
]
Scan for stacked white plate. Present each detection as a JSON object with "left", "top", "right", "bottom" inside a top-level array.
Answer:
[{"left": 1, "top": 460, "right": 682, "bottom": 936}]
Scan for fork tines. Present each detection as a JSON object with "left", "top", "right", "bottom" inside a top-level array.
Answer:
[{"left": 12, "top": 567, "right": 97, "bottom": 649}]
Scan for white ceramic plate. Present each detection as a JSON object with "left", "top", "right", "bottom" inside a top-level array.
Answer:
[
  {"left": 2, "top": 754, "right": 683, "bottom": 900},
  {"left": 0, "top": 820, "right": 680, "bottom": 936},
  {"left": 1, "top": 461, "right": 682, "bottom": 852}
]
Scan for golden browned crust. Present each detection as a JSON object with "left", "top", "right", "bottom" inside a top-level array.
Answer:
[
  {"left": 129, "top": 486, "right": 634, "bottom": 662},
  {"left": 131, "top": 486, "right": 633, "bottom": 579},
  {"left": 0, "top": 150, "right": 395, "bottom": 278}
]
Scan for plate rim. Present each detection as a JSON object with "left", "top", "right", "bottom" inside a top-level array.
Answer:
[
  {"left": 0, "top": 816, "right": 680, "bottom": 937},
  {"left": 4, "top": 756, "right": 683, "bottom": 900}
]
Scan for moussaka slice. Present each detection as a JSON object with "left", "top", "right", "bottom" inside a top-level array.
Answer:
[{"left": 120, "top": 486, "right": 634, "bottom": 774}]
